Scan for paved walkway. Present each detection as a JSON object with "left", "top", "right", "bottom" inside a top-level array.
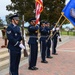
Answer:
[
  {"left": 19, "top": 37, "right": 75, "bottom": 75},
  {"left": 0, "top": 35, "right": 75, "bottom": 75}
]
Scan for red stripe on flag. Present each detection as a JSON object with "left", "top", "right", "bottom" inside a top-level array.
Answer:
[{"left": 35, "top": 0, "right": 43, "bottom": 24}]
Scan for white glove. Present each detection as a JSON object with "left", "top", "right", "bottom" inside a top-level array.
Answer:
[
  {"left": 52, "top": 28, "right": 55, "bottom": 31},
  {"left": 36, "top": 25, "right": 39, "bottom": 28},
  {"left": 56, "top": 27, "right": 59, "bottom": 30},
  {"left": 58, "top": 36, "right": 61, "bottom": 39},
  {"left": 19, "top": 43, "right": 25, "bottom": 49}
]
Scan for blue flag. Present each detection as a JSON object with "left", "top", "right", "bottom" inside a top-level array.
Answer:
[{"left": 62, "top": 0, "right": 75, "bottom": 26}]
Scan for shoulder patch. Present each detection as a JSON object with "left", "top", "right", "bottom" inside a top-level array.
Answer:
[{"left": 7, "top": 31, "right": 11, "bottom": 34}]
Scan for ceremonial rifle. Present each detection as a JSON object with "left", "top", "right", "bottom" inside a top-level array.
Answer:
[{"left": 21, "top": 15, "right": 28, "bottom": 57}]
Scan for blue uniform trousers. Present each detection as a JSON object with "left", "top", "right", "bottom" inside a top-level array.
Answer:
[
  {"left": 9, "top": 51, "right": 21, "bottom": 75},
  {"left": 29, "top": 43, "right": 38, "bottom": 67},
  {"left": 46, "top": 39, "right": 51, "bottom": 57},
  {"left": 40, "top": 40, "right": 47, "bottom": 61},
  {"left": 52, "top": 38, "right": 57, "bottom": 54}
]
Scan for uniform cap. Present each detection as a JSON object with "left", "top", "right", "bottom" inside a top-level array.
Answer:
[
  {"left": 9, "top": 14, "right": 19, "bottom": 20},
  {"left": 29, "top": 18, "right": 36, "bottom": 22},
  {"left": 40, "top": 21, "right": 45, "bottom": 25},
  {"left": 52, "top": 23, "right": 56, "bottom": 26}
]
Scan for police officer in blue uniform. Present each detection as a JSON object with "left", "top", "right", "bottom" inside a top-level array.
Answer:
[
  {"left": 6, "top": 14, "right": 25, "bottom": 75},
  {"left": 45, "top": 22, "right": 53, "bottom": 58},
  {"left": 52, "top": 23, "right": 61, "bottom": 55},
  {"left": 28, "top": 18, "right": 39, "bottom": 70},
  {"left": 40, "top": 21, "right": 48, "bottom": 63}
]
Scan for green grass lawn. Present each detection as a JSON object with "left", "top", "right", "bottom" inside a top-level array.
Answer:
[{"left": 60, "top": 31, "right": 75, "bottom": 36}]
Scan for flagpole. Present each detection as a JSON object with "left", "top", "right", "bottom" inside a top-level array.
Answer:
[
  {"left": 59, "top": 18, "right": 66, "bottom": 28},
  {"left": 51, "top": 18, "right": 66, "bottom": 38},
  {"left": 51, "top": 13, "right": 64, "bottom": 37},
  {"left": 46, "top": 14, "right": 64, "bottom": 42},
  {"left": 54, "top": 13, "right": 64, "bottom": 28},
  {"left": 62, "top": 13, "right": 75, "bottom": 29}
]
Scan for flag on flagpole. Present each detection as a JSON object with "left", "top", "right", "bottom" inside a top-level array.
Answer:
[
  {"left": 62, "top": 0, "right": 75, "bottom": 26},
  {"left": 35, "top": 0, "right": 43, "bottom": 24}
]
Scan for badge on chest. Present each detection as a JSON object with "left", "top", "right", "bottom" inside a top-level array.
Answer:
[{"left": 15, "top": 33, "right": 17, "bottom": 36}]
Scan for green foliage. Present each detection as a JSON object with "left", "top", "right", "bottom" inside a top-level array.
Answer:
[
  {"left": 5, "top": 13, "right": 14, "bottom": 24},
  {"left": 0, "top": 18, "right": 3, "bottom": 24},
  {"left": 0, "top": 18, "right": 4, "bottom": 27},
  {"left": 42, "top": 0, "right": 65, "bottom": 24},
  {"left": 6, "top": 0, "right": 65, "bottom": 24},
  {"left": 60, "top": 30, "right": 75, "bottom": 36}
]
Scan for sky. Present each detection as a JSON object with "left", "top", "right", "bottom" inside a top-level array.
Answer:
[
  {"left": 0, "top": 0, "right": 70, "bottom": 24},
  {"left": 0, "top": 0, "right": 13, "bottom": 23},
  {"left": 65, "top": 0, "right": 70, "bottom": 5}
]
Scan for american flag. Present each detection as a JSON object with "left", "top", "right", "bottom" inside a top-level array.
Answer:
[{"left": 35, "top": 0, "right": 43, "bottom": 24}]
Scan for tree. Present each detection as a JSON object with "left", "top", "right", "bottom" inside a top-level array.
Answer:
[
  {"left": 6, "top": 13, "right": 13, "bottom": 24},
  {"left": 0, "top": 18, "right": 3, "bottom": 26},
  {"left": 6, "top": 0, "right": 65, "bottom": 24},
  {"left": 0, "top": 18, "right": 3, "bottom": 24},
  {"left": 6, "top": 0, "right": 35, "bottom": 21},
  {"left": 42, "top": 0, "right": 65, "bottom": 24}
]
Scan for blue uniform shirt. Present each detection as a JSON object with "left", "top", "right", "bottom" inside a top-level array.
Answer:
[
  {"left": 45, "top": 26, "right": 51, "bottom": 36},
  {"left": 52, "top": 27, "right": 60, "bottom": 39},
  {"left": 40, "top": 27, "right": 48, "bottom": 41},
  {"left": 7, "top": 24, "right": 22, "bottom": 52},
  {"left": 28, "top": 25, "right": 39, "bottom": 44}
]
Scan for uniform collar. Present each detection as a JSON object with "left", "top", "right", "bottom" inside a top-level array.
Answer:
[{"left": 12, "top": 23, "right": 17, "bottom": 27}]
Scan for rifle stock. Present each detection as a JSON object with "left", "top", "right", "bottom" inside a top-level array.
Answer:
[
  {"left": 21, "top": 15, "right": 28, "bottom": 57},
  {"left": 22, "top": 36, "right": 28, "bottom": 57}
]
